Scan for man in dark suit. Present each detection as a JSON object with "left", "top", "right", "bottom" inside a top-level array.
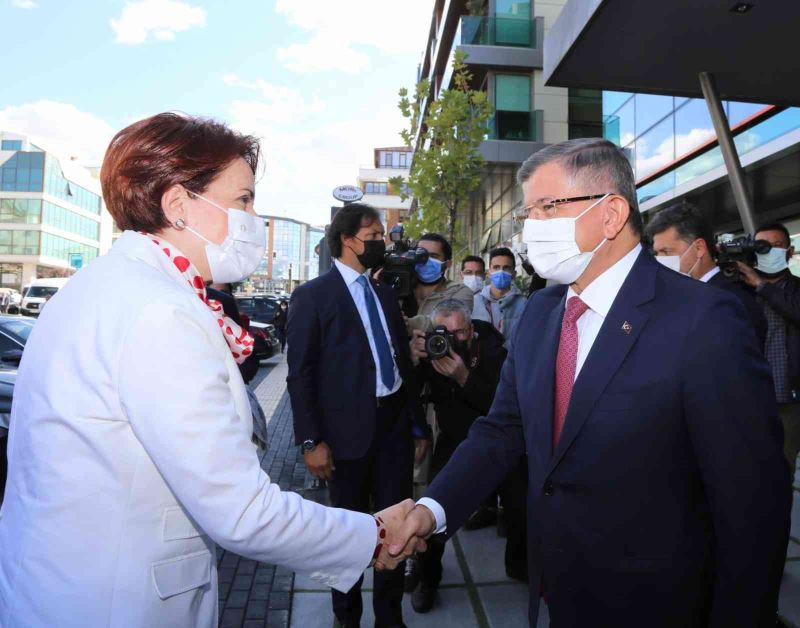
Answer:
[
  {"left": 390, "top": 139, "right": 790, "bottom": 627},
  {"left": 287, "top": 203, "right": 426, "bottom": 628},
  {"left": 647, "top": 201, "right": 767, "bottom": 346}
]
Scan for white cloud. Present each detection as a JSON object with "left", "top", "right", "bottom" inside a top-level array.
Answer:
[
  {"left": 226, "top": 89, "right": 405, "bottom": 225},
  {"left": 274, "top": 0, "right": 431, "bottom": 73},
  {"left": 636, "top": 127, "right": 716, "bottom": 179},
  {"left": 11, "top": 0, "right": 38, "bottom": 8},
  {"left": 110, "top": 0, "right": 206, "bottom": 45},
  {"left": 0, "top": 101, "right": 116, "bottom": 166},
  {"left": 223, "top": 75, "right": 326, "bottom": 121}
]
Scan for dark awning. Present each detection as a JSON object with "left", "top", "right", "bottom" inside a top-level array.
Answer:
[{"left": 544, "top": 0, "right": 800, "bottom": 106}]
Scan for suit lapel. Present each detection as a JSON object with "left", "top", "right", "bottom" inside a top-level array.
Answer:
[
  {"left": 547, "top": 250, "right": 657, "bottom": 474},
  {"left": 528, "top": 291, "right": 567, "bottom": 470},
  {"left": 373, "top": 280, "right": 403, "bottom": 358}
]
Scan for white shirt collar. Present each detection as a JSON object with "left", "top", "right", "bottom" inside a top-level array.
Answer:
[
  {"left": 567, "top": 244, "right": 642, "bottom": 318},
  {"left": 334, "top": 258, "right": 369, "bottom": 287},
  {"left": 699, "top": 266, "right": 721, "bottom": 283}
]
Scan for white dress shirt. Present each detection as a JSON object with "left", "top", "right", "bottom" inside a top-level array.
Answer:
[
  {"left": 418, "top": 244, "right": 642, "bottom": 533},
  {"left": 334, "top": 259, "right": 402, "bottom": 397},
  {"left": 699, "top": 266, "right": 720, "bottom": 283}
]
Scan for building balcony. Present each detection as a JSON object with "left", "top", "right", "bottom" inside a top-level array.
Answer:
[
  {"left": 461, "top": 16, "right": 538, "bottom": 48},
  {"left": 487, "top": 110, "right": 543, "bottom": 142}
]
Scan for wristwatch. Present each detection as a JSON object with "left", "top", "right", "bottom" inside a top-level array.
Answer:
[{"left": 301, "top": 439, "right": 318, "bottom": 453}]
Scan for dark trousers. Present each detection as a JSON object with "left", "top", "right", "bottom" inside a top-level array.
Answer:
[
  {"left": 499, "top": 456, "right": 528, "bottom": 580},
  {"left": 277, "top": 329, "right": 287, "bottom": 352},
  {"left": 328, "top": 393, "right": 414, "bottom": 627},
  {"left": 418, "top": 434, "right": 461, "bottom": 588}
]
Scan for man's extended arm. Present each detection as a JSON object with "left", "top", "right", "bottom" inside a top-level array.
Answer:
[{"left": 683, "top": 292, "right": 791, "bottom": 627}]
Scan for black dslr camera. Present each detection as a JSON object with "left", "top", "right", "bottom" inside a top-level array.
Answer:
[
  {"left": 381, "top": 224, "right": 429, "bottom": 297},
  {"left": 717, "top": 233, "right": 772, "bottom": 278},
  {"left": 424, "top": 325, "right": 456, "bottom": 360}
]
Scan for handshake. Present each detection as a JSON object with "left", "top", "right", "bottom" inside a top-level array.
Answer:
[{"left": 371, "top": 499, "right": 438, "bottom": 571}]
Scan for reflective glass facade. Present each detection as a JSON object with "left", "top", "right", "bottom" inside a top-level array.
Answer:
[
  {"left": 40, "top": 233, "right": 98, "bottom": 263},
  {"left": 271, "top": 219, "right": 302, "bottom": 280},
  {"left": 0, "top": 151, "right": 44, "bottom": 192},
  {"left": 0, "top": 230, "right": 39, "bottom": 255},
  {"left": 0, "top": 198, "right": 41, "bottom": 224},
  {"left": 1, "top": 140, "right": 22, "bottom": 151},
  {"left": 42, "top": 201, "right": 100, "bottom": 240},
  {"left": 602, "top": 92, "right": 786, "bottom": 202},
  {"left": 307, "top": 227, "right": 324, "bottom": 281},
  {"left": 45, "top": 156, "right": 102, "bottom": 214}
]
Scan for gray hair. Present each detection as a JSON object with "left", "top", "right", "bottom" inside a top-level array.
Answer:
[
  {"left": 516, "top": 138, "right": 642, "bottom": 235},
  {"left": 432, "top": 299, "right": 472, "bottom": 324}
]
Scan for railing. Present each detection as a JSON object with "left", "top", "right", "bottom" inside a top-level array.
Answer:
[
  {"left": 460, "top": 16, "right": 537, "bottom": 48},
  {"left": 486, "top": 109, "right": 543, "bottom": 142}
]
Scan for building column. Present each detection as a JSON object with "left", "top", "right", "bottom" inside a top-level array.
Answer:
[{"left": 698, "top": 71, "right": 757, "bottom": 234}]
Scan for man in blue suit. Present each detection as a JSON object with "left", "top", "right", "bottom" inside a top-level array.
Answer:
[
  {"left": 287, "top": 202, "right": 427, "bottom": 628},
  {"left": 391, "top": 139, "right": 790, "bottom": 627}
]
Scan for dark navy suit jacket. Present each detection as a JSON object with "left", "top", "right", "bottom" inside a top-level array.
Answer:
[
  {"left": 286, "top": 265, "right": 424, "bottom": 460},
  {"left": 426, "top": 249, "right": 790, "bottom": 627}
]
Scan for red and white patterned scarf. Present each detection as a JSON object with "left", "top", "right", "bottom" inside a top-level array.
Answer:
[{"left": 143, "top": 233, "right": 254, "bottom": 364}]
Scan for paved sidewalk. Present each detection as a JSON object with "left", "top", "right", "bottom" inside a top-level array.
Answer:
[{"left": 216, "top": 353, "right": 800, "bottom": 628}]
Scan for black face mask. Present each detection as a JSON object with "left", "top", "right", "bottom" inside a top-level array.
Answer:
[{"left": 351, "top": 237, "right": 386, "bottom": 269}]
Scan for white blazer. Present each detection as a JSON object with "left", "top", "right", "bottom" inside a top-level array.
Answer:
[{"left": 0, "top": 231, "right": 376, "bottom": 627}]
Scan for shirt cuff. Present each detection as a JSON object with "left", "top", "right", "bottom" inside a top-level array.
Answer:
[{"left": 416, "top": 497, "right": 447, "bottom": 534}]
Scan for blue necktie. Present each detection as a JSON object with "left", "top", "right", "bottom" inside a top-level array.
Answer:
[{"left": 356, "top": 275, "right": 396, "bottom": 391}]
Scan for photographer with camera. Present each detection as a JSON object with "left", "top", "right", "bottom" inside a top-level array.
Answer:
[
  {"left": 405, "top": 233, "right": 475, "bottom": 333},
  {"left": 647, "top": 202, "right": 766, "bottom": 345},
  {"left": 737, "top": 222, "right": 800, "bottom": 473},
  {"left": 407, "top": 299, "right": 507, "bottom": 613},
  {"left": 473, "top": 247, "right": 529, "bottom": 349}
]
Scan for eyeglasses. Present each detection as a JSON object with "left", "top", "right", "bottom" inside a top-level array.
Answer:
[{"left": 523, "top": 193, "right": 612, "bottom": 219}]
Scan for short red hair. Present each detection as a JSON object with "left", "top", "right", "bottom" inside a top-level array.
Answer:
[{"left": 100, "top": 112, "right": 260, "bottom": 232}]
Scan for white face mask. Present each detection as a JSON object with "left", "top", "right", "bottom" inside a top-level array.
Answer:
[
  {"left": 463, "top": 275, "right": 484, "bottom": 293},
  {"left": 655, "top": 240, "right": 699, "bottom": 277},
  {"left": 522, "top": 194, "right": 609, "bottom": 285},
  {"left": 184, "top": 192, "right": 266, "bottom": 283},
  {"left": 756, "top": 247, "right": 789, "bottom": 275}
]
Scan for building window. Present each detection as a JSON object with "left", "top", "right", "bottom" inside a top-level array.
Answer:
[
  {"left": 379, "top": 151, "right": 412, "bottom": 169},
  {"left": 44, "top": 156, "right": 101, "bottom": 214},
  {"left": 0, "top": 230, "right": 40, "bottom": 255},
  {"left": 42, "top": 201, "right": 101, "bottom": 240},
  {"left": 1, "top": 140, "right": 22, "bottom": 151},
  {"left": 365, "top": 182, "right": 388, "bottom": 195},
  {"left": 40, "top": 232, "right": 98, "bottom": 263},
  {"left": 0, "top": 198, "right": 42, "bottom": 224},
  {"left": 0, "top": 152, "right": 45, "bottom": 192}
]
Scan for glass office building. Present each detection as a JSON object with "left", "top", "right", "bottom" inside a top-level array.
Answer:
[
  {"left": 0, "top": 133, "right": 110, "bottom": 290},
  {"left": 306, "top": 227, "right": 324, "bottom": 281}
]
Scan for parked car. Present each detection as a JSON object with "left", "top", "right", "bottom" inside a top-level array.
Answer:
[
  {"left": 20, "top": 278, "right": 69, "bottom": 317},
  {"left": 0, "top": 315, "right": 33, "bottom": 366},
  {"left": 250, "top": 321, "right": 281, "bottom": 359},
  {"left": 235, "top": 294, "right": 278, "bottom": 325}
]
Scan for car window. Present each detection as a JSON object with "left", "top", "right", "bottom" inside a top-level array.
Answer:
[
  {"left": 27, "top": 286, "right": 58, "bottom": 298},
  {"left": 0, "top": 330, "right": 21, "bottom": 353},
  {"left": 0, "top": 320, "right": 33, "bottom": 342}
]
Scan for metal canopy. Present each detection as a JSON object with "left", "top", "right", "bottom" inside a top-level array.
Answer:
[{"left": 544, "top": 0, "right": 800, "bottom": 106}]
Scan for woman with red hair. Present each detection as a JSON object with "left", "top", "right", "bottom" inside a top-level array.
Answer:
[{"left": 0, "top": 113, "right": 415, "bottom": 627}]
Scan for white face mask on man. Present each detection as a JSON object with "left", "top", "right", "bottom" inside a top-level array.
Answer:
[
  {"left": 463, "top": 275, "right": 484, "bottom": 293},
  {"left": 655, "top": 240, "right": 700, "bottom": 277},
  {"left": 522, "top": 194, "right": 609, "bottom": 285},
  {"left": 183, "top": 192, "right": 267, "bottom": 283}
]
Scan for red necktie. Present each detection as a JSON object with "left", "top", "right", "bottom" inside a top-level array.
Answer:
[{"left": 553, "top": 296, "right": 589, "bottom": 448}]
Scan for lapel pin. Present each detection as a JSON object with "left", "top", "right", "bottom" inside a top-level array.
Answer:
[{"left": 621, "top": 321, "right": 632, "bottom": 334}]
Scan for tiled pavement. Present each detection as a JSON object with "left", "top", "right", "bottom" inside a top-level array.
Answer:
[{"left": 219, "top": 353, "right": 800, "bottom": 627}]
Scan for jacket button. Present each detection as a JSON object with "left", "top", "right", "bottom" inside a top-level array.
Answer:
[{"left": 543, "top": 481, "right": 554, "bottom": 497}]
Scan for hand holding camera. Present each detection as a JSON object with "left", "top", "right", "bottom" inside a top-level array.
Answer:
[{"left": 410, "top": 328, "right": 469, "bottom": 386}]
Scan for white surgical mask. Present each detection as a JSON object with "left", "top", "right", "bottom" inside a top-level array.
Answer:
[
  {"left": 522, "top": 194, "right": 609, "bottom": 285},
  {"left": 655, "top": 240, "right": 699, "bottom": 277},
  {"left": 185, "top": 192, "right": 266, "bottom": 283},
  {"left": 463, "top": 275, "right": 484, "bottom": 293},
  {"left": 756, "top": 247, "right": 789, "bottom": 275}
]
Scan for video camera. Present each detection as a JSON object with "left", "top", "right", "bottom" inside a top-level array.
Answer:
[
  {"left": 380, "top": 224, "right": 429, "bottom": 298},
  {"left": 424, "top": 325, "right": 456, "bottom": 360},
  {"left": 717, "top": 233, "right": 772, "bottom": 278}
]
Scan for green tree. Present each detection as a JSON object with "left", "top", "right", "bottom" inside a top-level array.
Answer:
[{"left": 389, "top": 50, "right": 493, "bottom": 250}]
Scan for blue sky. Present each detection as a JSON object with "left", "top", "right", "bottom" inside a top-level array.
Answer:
[{"left": 0, "top": 0, "right": 431, "bottom": 225}]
